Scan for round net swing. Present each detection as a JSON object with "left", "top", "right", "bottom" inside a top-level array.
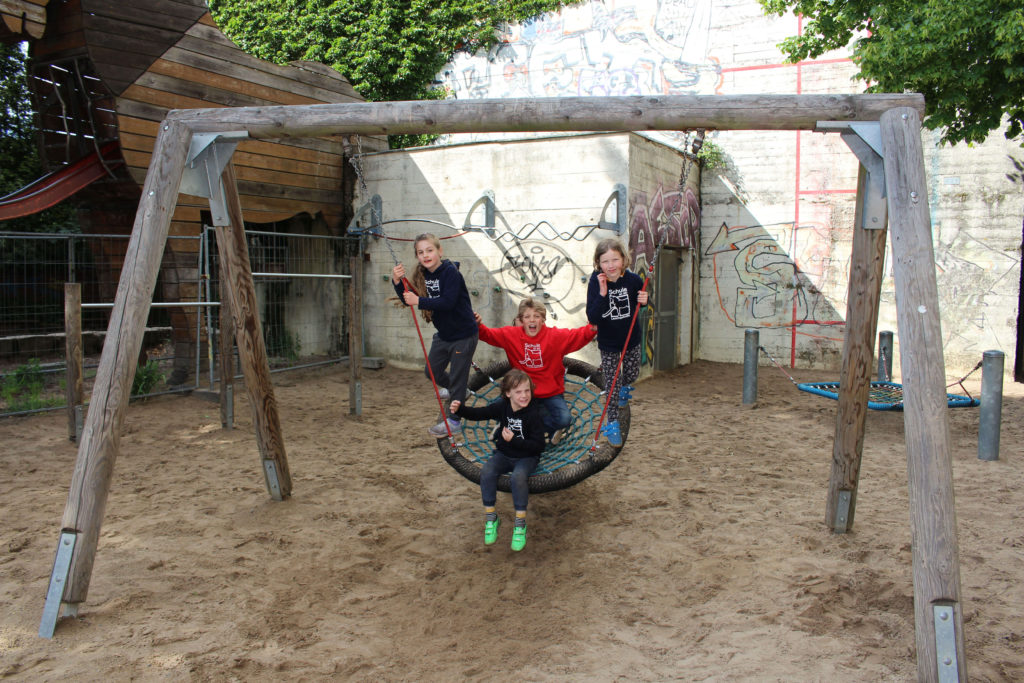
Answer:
[{"left": 435, "top": 358, "right": 629, "bottom": 493}]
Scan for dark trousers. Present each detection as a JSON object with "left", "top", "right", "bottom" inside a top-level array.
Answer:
[
  {"left": 426, "top": 332, "right": 478, "bottom": 403},
  {"left": 480, "top": 451, "right": 539, "bottom": 511}
]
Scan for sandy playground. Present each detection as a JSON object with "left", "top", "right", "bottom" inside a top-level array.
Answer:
[{"left": 1, "top": 359, "right": 1023, "bottom": 681}]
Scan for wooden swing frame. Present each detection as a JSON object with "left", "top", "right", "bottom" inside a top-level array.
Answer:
[{"left": 41, "top": 93, "right": 965, "bottom": 681}]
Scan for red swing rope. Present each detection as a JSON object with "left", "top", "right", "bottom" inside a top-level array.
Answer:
[
  {"left": 589, "top": 264, "right": 653, "bottom": 452},
  {"left": 396, "top": 276, "right": 456, "bottom": 441}
]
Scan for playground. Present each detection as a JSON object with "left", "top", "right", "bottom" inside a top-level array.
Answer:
[{"left": 2, "top": 359, "right": 1022, "bottom": 680}]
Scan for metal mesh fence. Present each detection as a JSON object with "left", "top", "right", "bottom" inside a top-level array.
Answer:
[
  {"left": 1, "top": 229, "right": 360, "bottom": 418},
  {"left": 203, "top": 227, "right": 360, "bottom": 386}
]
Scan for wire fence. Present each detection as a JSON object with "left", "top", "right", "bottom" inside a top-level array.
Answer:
[{"left": 0, "top": 229, "right": 360, "bottom": 419}]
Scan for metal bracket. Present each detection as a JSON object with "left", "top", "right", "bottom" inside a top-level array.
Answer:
[
  {"left": 263, "top": 460, "right": 283, "bottom": 501},
  {"left": 833, "top": 489, "right": 852, "bottom": 533},
  {"left": 73, "top": 404, "right": 84, "bottom": 443},
  {"left": 599, "top": 184, "right": 627, "bottom": 235},
  {"left": 223, "top": 384, "right": 234, "bottom": 430},
  {"left": 39, "top": 530, "right": 77, "bottom": 638},
  {"left": 180, "top": 131, "right": 249, "bottom": 227},
  {"left": 348, "top": 195, "right": 383, "bottom": 235},
  {"left": 463, "top": 190, "right": 496, "bottom": 236},
  {"left": 350, "top": 381, "right": 362, "bottom": 416},
  {"left": 933, "top": 603, "right": 960, "bottom": 682},
  {"left": 816, "top": 121, "right": 887, "bottom": 230}
]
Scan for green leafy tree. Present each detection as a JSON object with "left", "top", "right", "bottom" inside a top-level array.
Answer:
[
  {"left": 0, "top": 42, "right": 77, "bottom": 232},
  {"left": 760, "top": 0, "right": 1024, "bottom": 145},
  {"left": 209, "top": 0, "right": 579, "bottom": 147}
]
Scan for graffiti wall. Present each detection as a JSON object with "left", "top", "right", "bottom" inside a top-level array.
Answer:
[
  {"left": 438, "top": 0, "right": 1021, "bottom": 378},
  {"left": 355, "top": 133, "right": 696, "bottom": 374}
]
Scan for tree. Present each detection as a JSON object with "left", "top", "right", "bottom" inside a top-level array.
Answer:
[
  {"left": 760, "top": 0, "right": 1024, "bottom": 145},
  {"left": 208, "top": 0, "right": 579, "bottom": 146},
  {"left": 0, "top": 42, "right": 76, "bottom": 232}
]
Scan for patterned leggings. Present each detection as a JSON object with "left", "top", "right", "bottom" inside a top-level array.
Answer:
[{"left": 600, "top": 345, "right": 640, "bottom": 423}]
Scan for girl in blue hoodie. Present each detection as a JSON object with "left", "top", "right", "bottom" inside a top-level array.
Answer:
[{"left": 392, "top": 233, "right": 478, "bottom": 437}]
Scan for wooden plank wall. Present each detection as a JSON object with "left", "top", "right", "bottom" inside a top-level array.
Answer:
[
  {"left": 0, "top": 0, "right": 48, "bottom": 42},
  {"left": 111, "top": 12, "right": 386, "bottom": 233}
]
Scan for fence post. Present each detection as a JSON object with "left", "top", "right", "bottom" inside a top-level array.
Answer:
[
  {"left": 878, "top": 330, "right": 894, "bottom": 380},
  {"left": 219, "top": 277, "right": 234, "bottom": 429},
  {"left": 742, "top": 329, "right": 758, "bottom": 405},
  {"left": 977, "top": 350, "right": 1004, "bottom": 461},
  {"left": 348, "top": 254, "right": 363, "bottom": 415},
  {"left": 64, "top": 283, "right": 83, "bottom": 441}
]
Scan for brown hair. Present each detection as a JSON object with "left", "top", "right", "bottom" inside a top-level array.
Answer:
[
  {"left": 410, "top": 233, "right": 442, "bottom": 323},
  {"left": 516, "top": 297, "right": 547, "bottom": 322},
  {"left": 500, "top": 369, "right": 534, "bottom": 396},
  {"left": 593, "top": 238, "right": 629, "bottom": 276}
]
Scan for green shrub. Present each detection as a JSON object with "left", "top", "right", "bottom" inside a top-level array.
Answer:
[
  {"left": 1, "top": 358, "right": 62, "bottom": 411},
  {"left": 131, "top": 360, "right": 165, "bottom": 396}
]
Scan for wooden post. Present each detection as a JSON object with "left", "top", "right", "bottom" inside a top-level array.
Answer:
[
  {"left": 348, "top": 254, "right": 363, "bottom": 415},
  {"left": 825, "top": 165, "right": 888, "bottom": 532},
  {"left": 218, "top": 277, "right": 234, "bottom": 429},
  {"left": 64, "top": 283, "right": 83, "bottom": 441},
  {"left": 55, "top": 120, "right": 192, "bottom": 606},
  {"left": 881, "top": 107, "right": 966, "bottom": 682},
  {"left": 214, "top": 163, "right": 292, "bottom": 499}
]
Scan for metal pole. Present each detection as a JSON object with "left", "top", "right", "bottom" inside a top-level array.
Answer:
[
  {"left": 742, "top": 329, "right": 759, "bottom": 405},
  {"left": 878, "top": 330, "right": 894, "bottom": 380},
  {"left": 978, "top": 350, "right": 1004, "bottom": 461}
]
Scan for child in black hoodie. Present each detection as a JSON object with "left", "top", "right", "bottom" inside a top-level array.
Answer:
[
  {"left": 449, "top": 369, "right": 544, "bottom": 551},
  {"left": 392, "top": 233, "right": 478, "bottom": 437}
]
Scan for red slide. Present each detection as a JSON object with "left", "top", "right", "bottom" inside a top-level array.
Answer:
[{"left": 0, "top": 141, "right": 124, "bottom": 221}]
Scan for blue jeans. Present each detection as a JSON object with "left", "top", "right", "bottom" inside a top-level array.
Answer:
[
  {"left": 481, "top": 452, "right": 539, "bottom": 511},
  {"left": 536, "top": 394, "right": 571, "bottom": 433}
]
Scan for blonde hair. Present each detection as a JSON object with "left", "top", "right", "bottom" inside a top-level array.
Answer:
[
  {"left": 593, "top": 238, "right": 629, "bottom": 276},
  {"left": 410, "top": 233, "right": 442, "bottom": 323},
  {"left": 516, "top": 297, "right": 547, "bottom": 322},
  {"left": 500, "top": 369, "right": 534, "bottom": 396}
]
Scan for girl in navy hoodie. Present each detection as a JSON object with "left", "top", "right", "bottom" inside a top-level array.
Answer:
[
  {"left": 585, "top": 238, "right": 649, "bottom": 446},
  {"left": 450, "top": 369, "right": 545, "bottom": 551},
  {"left": 392, "top": 233, "right": 478, "bottom": 437}
]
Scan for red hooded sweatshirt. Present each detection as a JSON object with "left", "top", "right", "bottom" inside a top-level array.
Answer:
[{"left": 478, "top": 322, "right": 597, "bottom": 398}]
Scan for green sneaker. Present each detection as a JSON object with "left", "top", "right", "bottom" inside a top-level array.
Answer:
[
  {"left": 484, "top": 517, "right": 500, "bottom": 545},
  {"left": 510, "top": 523, "right": 527, "bottom": 552}
]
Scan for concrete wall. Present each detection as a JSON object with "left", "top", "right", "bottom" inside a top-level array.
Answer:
[
  {"left": 439, "top": 0, "right": 1023, "bottom": 380},
  {"left": 355, "top": 133, "right": 696, "bottom": 375}
]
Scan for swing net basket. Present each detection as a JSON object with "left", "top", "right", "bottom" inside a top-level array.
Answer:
[
  {"left": 436, "top": 358, "right": 628, "bottom": 493},
  {"left": 796, "top": 380, "right": 979, "bottom": 411}
]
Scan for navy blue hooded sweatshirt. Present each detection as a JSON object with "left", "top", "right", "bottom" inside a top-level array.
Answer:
[{"left": 393, "top": 259, "right": 477, "bottom": 342}]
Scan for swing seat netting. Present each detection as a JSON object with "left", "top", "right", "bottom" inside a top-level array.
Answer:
[
  {"left": 436, "top": 358, "right": 628, "bottom": 493},
  {"left": 796, "top": 380, "right": 979, "bottom": 411}
]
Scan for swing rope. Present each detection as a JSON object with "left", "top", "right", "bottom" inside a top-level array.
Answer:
[{"left": 347, "top": 136, "right": 456, "bottom": 444}]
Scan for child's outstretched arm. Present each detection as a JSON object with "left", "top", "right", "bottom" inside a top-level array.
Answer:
[
  {"left": 451, "top": 399, "right": 501, "bottom": 422},
  {"left": 562, "top": 323, "right": 599, "bottom": 354}
]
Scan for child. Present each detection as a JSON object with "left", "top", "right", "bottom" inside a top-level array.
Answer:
[
  {"left": 391, "top": 233, "right": 478, "bottom": 436},
  {"left": 450, "top": 369, "right": 545, "bottom": 551},
  {"left": 476, "top": 297, "right": 596, "bottom": 442},
  {"left": 585, "top": 238, "right": 649, "bottom": 447}
]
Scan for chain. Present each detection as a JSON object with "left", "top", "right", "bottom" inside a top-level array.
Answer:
[{"left": 347, "top": 135, "right": 401, "bottom": 267}]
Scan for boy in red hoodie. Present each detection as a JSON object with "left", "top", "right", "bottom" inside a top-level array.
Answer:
[{"left": 477, "top": 297, "right": 597, "bottom": 441}]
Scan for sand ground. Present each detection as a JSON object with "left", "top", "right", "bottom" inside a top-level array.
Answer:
[{"left": 1, "top": 360, "right": 1022, "bottom": 681}]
